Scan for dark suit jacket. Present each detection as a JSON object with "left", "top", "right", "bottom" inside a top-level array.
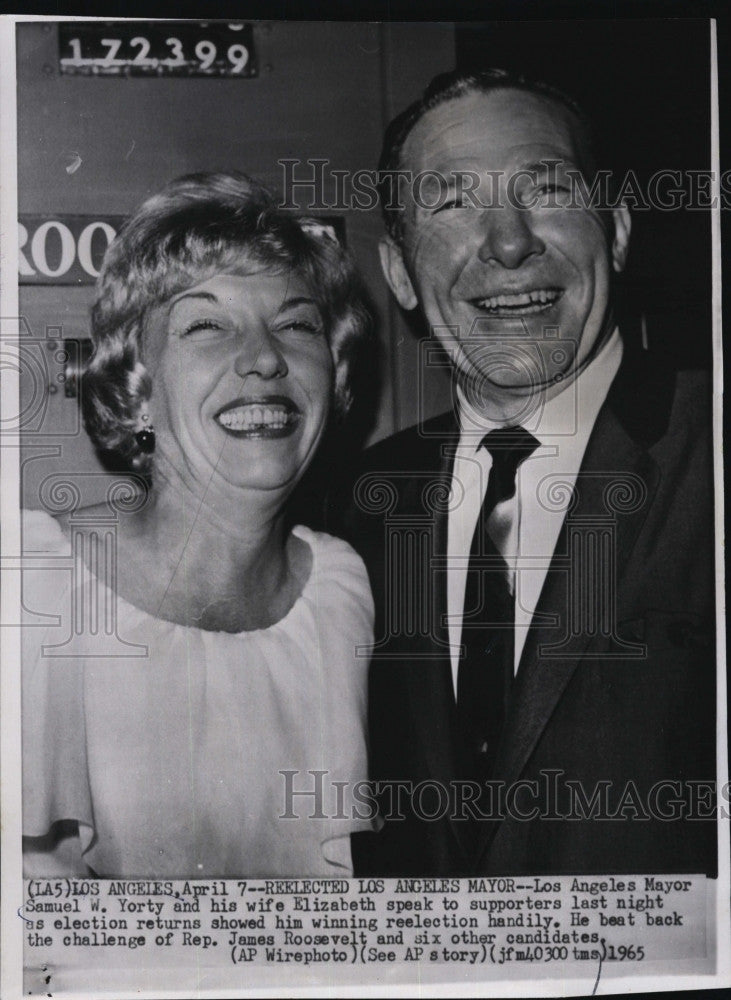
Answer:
[{"left": 332, "top": 349, "right": 717, "bottom": 876}]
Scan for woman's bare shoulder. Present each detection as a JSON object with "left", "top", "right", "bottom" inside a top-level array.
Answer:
[
  {"left": 53, "top": 500, "right": 120, "bottom": 535},
  {"left": 22, "top": 507, "right": 67, "bottom": 552}
]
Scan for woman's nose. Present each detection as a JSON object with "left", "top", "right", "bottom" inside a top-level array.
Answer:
[
  {"left": 476, "top": 205, "right": 545, "bottom": 269},
  {"left": 233, "top": 327, "right": 288, "bottom": 380}
]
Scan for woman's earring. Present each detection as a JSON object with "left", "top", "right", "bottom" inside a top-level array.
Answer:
[{"left": 135, "top": 412, "right": 155, "bottom": 454}]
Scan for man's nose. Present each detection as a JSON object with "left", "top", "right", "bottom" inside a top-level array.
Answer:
[
  {"left": 476, "top": 205, "right": 545, "bottom": 269},
  {"left": 233, "top": 327, "right": 288, "bottom": 380}
]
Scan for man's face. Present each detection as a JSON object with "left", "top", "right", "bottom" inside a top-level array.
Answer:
[{"left": 380, "top": 88, "right": 630, "bottom": 416}]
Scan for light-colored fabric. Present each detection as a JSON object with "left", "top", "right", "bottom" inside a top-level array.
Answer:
[
  {"left": 447, "top": 329, "right": 624, "bottom": 693},
  {"left": 22, "top": 509, "right": 373, "bottom": 877}
]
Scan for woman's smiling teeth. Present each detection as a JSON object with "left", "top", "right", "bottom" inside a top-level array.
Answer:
[
  {"left": 471, "top": 288, "right": 562, "bottom": 315},
  {"left": 216, "top": 402, "right": 297, "bottom": 433}
]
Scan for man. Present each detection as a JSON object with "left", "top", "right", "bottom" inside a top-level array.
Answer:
[{"left": 335, "top": 69, "right": 716, "bottom": 875}]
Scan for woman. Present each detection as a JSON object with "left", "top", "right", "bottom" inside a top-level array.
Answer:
[{"left": 22, "top": 172, "right": 375, "bottom": 878}]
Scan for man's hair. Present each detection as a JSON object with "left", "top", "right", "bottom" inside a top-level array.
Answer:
[
  {"left": 82, "top": 171, "right": 374, "bottom": 474},
  {"left": 377, "top": 67, "right": 598, "bottom": 244}
]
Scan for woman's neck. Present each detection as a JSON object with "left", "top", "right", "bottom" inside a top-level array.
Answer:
[
  {"left": 101, "top": 461, "right": 310, "bottom": 632},
  {"left": 149, "top": 469, "right": 286, "bottom": 569}
]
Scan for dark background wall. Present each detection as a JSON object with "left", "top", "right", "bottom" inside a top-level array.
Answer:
[{"left": 456, "top": 19, "right": 713, "bottom": 368}]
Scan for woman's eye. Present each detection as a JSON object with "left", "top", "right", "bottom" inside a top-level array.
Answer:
[
  {"left": 278, "top": 319, "right": 323, "bottom": 335},
  {"left": 181, "top": 318, "right": 225, "bottom": 338}
]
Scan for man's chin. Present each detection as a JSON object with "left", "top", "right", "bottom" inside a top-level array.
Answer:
[
  {"left": 457, "top": 363, "right": 578, "bottom": 423},
  {"left": 460, "top": 367, "right": 558, "bottom": 397}
]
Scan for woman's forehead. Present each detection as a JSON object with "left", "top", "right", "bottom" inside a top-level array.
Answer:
[
  {"left": 157, "top": 260, "right": 314, "bottom": 303},
  {"left": 169, "top": 270, "right": 316, "bottom": 306}
]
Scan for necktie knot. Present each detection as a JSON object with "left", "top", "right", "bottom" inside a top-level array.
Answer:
[{"left": 480, "top": 426, "right": 540, "bottom": 509}]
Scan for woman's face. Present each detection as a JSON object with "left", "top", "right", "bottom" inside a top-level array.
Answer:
[{"left": 143, "top": 269, "right": 334, "bottom": 496}]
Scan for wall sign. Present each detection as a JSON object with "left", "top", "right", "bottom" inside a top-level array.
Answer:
[
  {"left": 19, "top": 216, "right": 123, "bottom": 285},
  {"left": 18, "top": 215, "right": 346, "bottom": 285},
  {"left": 58, "top": 22, "right": 257, "bottom": 78}
]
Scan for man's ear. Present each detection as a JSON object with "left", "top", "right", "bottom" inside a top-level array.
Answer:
[
  {"left": 379, "top": 235, "right": 418, "bottom": 310},
  {"left": 611, "top": 203, "right": 632, "bottom": 273}
]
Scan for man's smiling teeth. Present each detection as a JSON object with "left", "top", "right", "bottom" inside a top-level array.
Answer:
[
  {"left": 217, "top": 404, "right": 293, "bottom": 430},
  {"left": 473, "top": 288, "right": 561, "bottom": 312}
]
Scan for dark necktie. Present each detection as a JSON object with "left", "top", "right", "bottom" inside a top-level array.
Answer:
[{"left": 457, "top": 425, "right": 540, "bottom": 779}]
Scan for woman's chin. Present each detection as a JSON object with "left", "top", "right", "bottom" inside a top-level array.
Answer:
[{"left": 211, "top": 467, "right": 302, "bottom": 496}]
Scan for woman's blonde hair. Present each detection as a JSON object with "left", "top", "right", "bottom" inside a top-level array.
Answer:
[{"left": 82, "top": 171, "right": 374, "bottom": 473}]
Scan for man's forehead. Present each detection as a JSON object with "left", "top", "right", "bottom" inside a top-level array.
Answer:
[{"left": 401, "top": 88, "right": 585, "bottom": 173}]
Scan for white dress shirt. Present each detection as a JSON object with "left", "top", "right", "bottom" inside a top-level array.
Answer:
[{"left": 446, "top": 329, "right": 624, "bottom": 696}]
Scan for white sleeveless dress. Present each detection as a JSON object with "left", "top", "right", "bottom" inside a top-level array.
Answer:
[{"left": 22, "top": 509, "right": 374, "bottom": 877}]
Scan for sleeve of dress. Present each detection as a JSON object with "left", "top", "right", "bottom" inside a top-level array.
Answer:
[
  {"left": 21, "top": 510, "right": 96, "bottom": 869},
  {"left": 302, "top": 529, "right": 377, "bottom": 872},
  {"left": 24, "top": 826, "right": 96, "bottom": 877}
]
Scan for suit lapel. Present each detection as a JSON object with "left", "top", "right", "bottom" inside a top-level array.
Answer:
[
  {"left": 473, "top": 350, "right": 673, "bottom": 865},
  {"left": 394, "top": 412, "right": 478, "bottom": 862}
]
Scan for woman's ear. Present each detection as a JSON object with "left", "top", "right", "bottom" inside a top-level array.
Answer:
[
  {"left": 379, "top": 236, "right": 418, "bottom": 310},
  {"left": 611, "top": 203, "right": 632, "bottom": 273}
]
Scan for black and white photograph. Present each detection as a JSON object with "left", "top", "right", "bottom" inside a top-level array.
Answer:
[{"left": 0, "top": 9, "right": 728, "bottom": 997}]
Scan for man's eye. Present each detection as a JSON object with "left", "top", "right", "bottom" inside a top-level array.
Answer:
[
  {"left": 433, "top": 198, "right": 467, "bottom": 214},
  {"left": 533, "top": 183, "right": 572, "bottom": 203}
]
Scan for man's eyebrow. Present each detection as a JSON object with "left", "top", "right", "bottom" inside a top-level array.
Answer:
[{"left": 522, "top": 158, "right": 582, "bottom": 173}]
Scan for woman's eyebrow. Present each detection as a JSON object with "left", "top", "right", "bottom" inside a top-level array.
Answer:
[
  {"left": 169, "top": 290, "right": 219, "bottom": 307},
  {"left": 278, "top": 296, "right": 318, "bottom": 310}
]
